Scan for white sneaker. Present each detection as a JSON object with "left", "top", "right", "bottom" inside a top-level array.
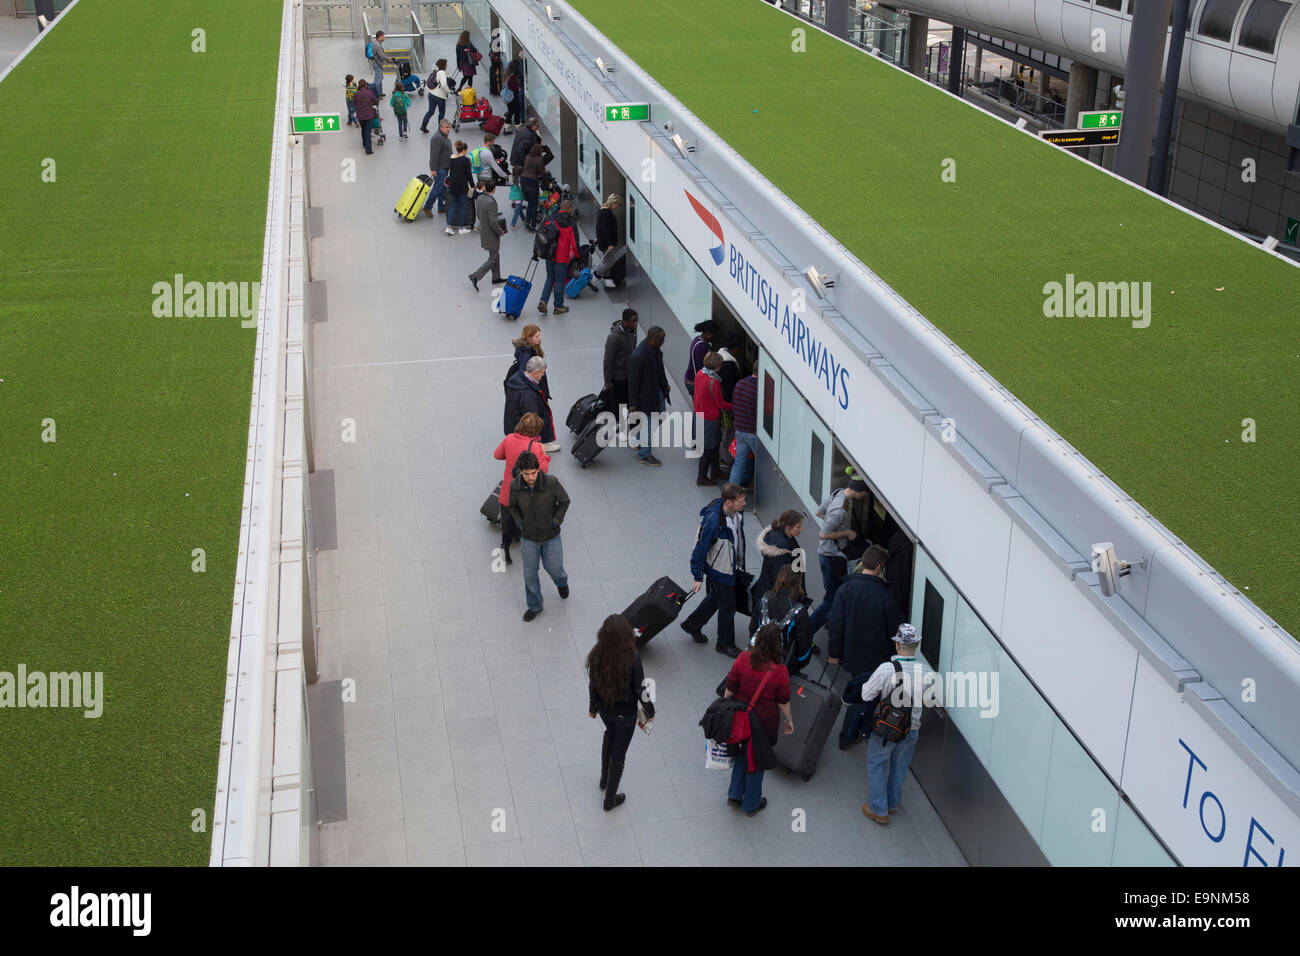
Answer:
[
  {"left": 445, "top": 227, "right": 455, "bottom": 236},
  {"left": 603, "top": 278, "right": 617, "bottom": 289},
  {"left": 541, "top": 442, "right": 561, "bottom": 453},
  {"left": 458, "top": 227, "right": 471, "bottom": 235}
]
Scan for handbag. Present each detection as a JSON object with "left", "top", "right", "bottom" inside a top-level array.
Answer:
[
  {"left": 734, "top": 569, "right": 755, "bottom": 617},
  {"left": 472, "top": 50, "right": 483, "bottom": 63},
  {"left": 502, "top": 87, "right": 515, "bottom": 104},
  {"left": 509, "top": 183, "right": 523, "bottom": 202},
  {"left": 705, "top": 739, "right": 733, "bottom": 771}
]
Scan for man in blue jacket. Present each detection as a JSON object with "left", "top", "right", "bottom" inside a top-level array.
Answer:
[{"left": 682, "top": 484, "right": 748, "bottom": 658}]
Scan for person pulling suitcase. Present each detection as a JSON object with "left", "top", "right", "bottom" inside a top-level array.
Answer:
[{"left": 681, "top": 484, "right": 748, "bottom": 657}]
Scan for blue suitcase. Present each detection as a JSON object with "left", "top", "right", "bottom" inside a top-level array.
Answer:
[
  {"left": 501, "top": 258, "right": 538, "bottom": 319},
  {"left": 565, "top": 266, "right": 593, "bottom": 300}
]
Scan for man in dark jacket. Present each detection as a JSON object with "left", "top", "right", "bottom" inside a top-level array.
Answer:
[
  {"left": 682, "top": 484, "right": 748, "bottom": 657},
  {"left": 507, "top": 452, "right": 570, "bottom": 621},
  {"left": 423, "top": 118, "right": 453, "bottom": 216},
  {"left": 510, "top": 116, "right": 541, "bottom": 181},
  {"left": 503, "top": 356, "right": 556, "bottom": 446},
  {"left": 353, "top": 80, "right": 380, "bottom": 155},
  {"left": 626, "top": 325, "right": 669, "bottom": 466},
  {"left": 603, "top": 308, "right": 638, "bottom": 416},
  {"left": 827, "top": 545, "right": 901, "bottom": 749},
  {"left": 468, "top": 180, "right": 508, "bottom": 289}
]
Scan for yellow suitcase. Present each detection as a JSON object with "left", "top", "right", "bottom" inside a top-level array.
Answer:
[
  {"left": 395, "top": 174, "right": 434, "bottom": 222},
  {"left": 460, "top": 87, "right": 477, "bottom": 106}
]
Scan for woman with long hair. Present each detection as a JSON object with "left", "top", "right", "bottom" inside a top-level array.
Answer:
[
  {"left": 723, "top": 622, "right": 793, "bottom": 816},
  {"left": 752, "top": 509, "right": 804, "bottom": 599},
  {"left": 749, "top": 564, "right": 814, "bottom": 675},
  {"left": 586, "top": 615, "right": 655, "bottom": 811},
  {"left": 454, "top": 30, "right": 479, "bottom": 92},
  {"left": 512, "top": 324, "right": 549, "bottom": 399}
]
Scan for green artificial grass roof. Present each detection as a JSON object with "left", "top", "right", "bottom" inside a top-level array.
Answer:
[
  {"left": 571, "top": 0, "right": 1300, "bottom": 638},
  {"left": 0, "top": 0, "right": 282, "bottom": 864}
]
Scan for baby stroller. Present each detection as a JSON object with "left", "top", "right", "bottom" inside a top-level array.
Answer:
[
  {"left": 451, "top": 85, "right": 494, "bottom": 132},
  {"left": 397, "top": 61, "right": 425, "bottom": 96},
  {"left": 371, "top": 114, "right": 387, "bottom": 147}
]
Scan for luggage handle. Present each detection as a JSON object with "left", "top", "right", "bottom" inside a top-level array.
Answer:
[{"left": 806, "top": 658, "right": 840, "bottom": 692}]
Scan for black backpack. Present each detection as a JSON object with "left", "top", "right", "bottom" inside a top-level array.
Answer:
[
  {"left": 532, "top": 219, "right": 559, "bottom": 260},
  {"left": 869, "top": 661, "right": 913, "bottom": 742},
  {"left": 503, "top": 359, "right": 519, "bottom": 394}
]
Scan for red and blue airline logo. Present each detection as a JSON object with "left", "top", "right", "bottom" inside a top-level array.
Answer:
[{"left": 684, "top": 189, "right": 725, "bottom": 265}]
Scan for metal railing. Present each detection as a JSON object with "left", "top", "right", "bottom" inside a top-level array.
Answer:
[
  {"left": 924, "top": 56, "right": 1068, "bottom": 130},
  {"left": 303, "top": 1, "right": 354, "bottom": 38}
]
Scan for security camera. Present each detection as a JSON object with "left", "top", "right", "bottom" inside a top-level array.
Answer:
[
  {"left": 1091, "top": 542, "right": 1143, "bottom": 597},
  {"left": 671, "top": 133, "right": 695, "bottom": 157},
  {"left": 803, "top": 266, "right": 838, "bottom": 300},
  {"left": 545, "top": 4, "right": 559, "bottom": 21},
  {"left": 595, "top": 57, "right": 613, "bottom": 76}
]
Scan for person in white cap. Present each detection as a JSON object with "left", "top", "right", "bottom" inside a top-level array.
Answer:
[{"left": 857, "top": 623, "right": 930, "bottom": 825}]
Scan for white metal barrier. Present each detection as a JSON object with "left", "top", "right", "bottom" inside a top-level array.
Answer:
[{"left": 210, "top": 0, "right": 318, "bottom": 868}]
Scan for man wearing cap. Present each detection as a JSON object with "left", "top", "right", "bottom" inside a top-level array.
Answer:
[
  {"left": 857, "top": 623, "right": 930, "bottom": 824},
  {"left": 808, "top": 478, "right": 871, "bottom": 636},
  {"left": 827, "top": 543, "right": 901, "bottom": 750}
]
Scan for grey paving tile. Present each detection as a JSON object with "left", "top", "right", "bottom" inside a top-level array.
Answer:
[
  {"left": 496, "top": 710, "right": 557, "bottom": 743},
  {"left": 343, "top": 699, "right": 395, "bottom": 736},
  {"left": 319, "top": 822, "right": 349, "bottom": 867},
  {"left": 465, "top": 841, "right": 525, "bottom": 866},
  {"left": 405, "top": 812, "right": 464, "bottom": 852},
  {"left": 402, "top": 777, "right": 460, "bottom": 819},
  {"left": 460, "top": 804, "right": 518, "bottom": 846},
  {"left": 451, "top": 743, "right": 508, "bottom": 779},
  {"left": 344, "top": 728, "right": 398, "bottom": 764},
  {"left": 754, "top": 839, "right": 820, "bottom": 867},
  {"left": 632, "top": 817, "right": 696, "bottom": 861},
  {"left": 454, "top": 772, "right": 514, "bottom": 814},
  {"left": 398, "top": 746, "right": 454, "bottom": 790},
  {"left": 345, "top": 784, "right": 406, "bottom": 826},
  {"left": 407, "top": 845, "right": 468, "bottom": 867},
  {"left": 344, "top": 755, "right": 400, "bottom": 794},
  {"left": 522, "top": 832, "right": 585, "bottom": 867},
  {"left": 347, "top": 821, "right": 407, "bottom": 865},
  {"left": 577, "top": 826, "right": 641, "bottom": 866},
  {"left": 687, "top": 810, "right": 753, "bottom": 856},
  {"left": 502, "top": 736, "right": 560, "bottom": 775},
  {"left": 644, "top": 850, "right": 703, "bottom": 866},
  {"left": 513, "top": 799, "right": 577, "bottom": 838},
  {"left": 624, "top": 785, "right": 686, "bottom": 825},
  {"left": 509, "top": 766, "right": 569, "bottom": 805}
]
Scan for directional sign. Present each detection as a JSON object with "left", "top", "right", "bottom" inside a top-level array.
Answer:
[
  {"left": 1286, "top": 217, "right": 1299, "bottom": 246},
  {"left": 1040, "top": 127, "right": 1122, "bottom": 148},
  {"left": 1080, "top": 110, "right": 1123, "bottom": 130},
  {"left": 291, "top": 114, "right": 341, "bottom": 134},
  {"left": 604, "top": 102, "right": 649, "bottom": 122}
]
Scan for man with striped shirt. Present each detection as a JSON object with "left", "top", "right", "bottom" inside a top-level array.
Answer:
[
  {"left": 728, "top": 371, "right": 758, "bottom": 489},
  {"left": 858, "top": 623, "right": 931, "bottom": 824}
]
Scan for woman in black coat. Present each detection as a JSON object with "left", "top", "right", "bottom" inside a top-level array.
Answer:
[
  {"left": 587, "top": 615, "right": 655, "bottom": 812},
  {"left": 752, "top": 509, "right": 805, "bottom": 600},
  {"left": 749, "top": 565, "right": 814, "bottom": 674},
  {"left": 512, "top": 324, "right": 550, "bottom": 400},
  {"left": 595, "top": 194, "right": 625, "bottom": 287},
  {"left": 454, "top": 31, "right": 480, "bottom": 91}
]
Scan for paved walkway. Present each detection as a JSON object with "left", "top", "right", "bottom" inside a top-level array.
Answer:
[{"left": 305, "top": 36, "right": 964, "bottom": 867}]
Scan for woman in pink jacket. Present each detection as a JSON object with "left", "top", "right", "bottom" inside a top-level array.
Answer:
[
  {"left": 693, "top": 352, "right": 731, "bottom": 486},
  {"left": 494, "top": 412, "right": 551, "bottom": 563}
]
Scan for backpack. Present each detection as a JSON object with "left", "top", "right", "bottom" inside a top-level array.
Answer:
[
  {"left": 757, "top": 593, "right": 811, "bottom": 667},
  {"left": 869, "top": 661, "right": 913, "bottom": 743},
  {"left": 533, "top": 219, "right": 559, "bottom": 260},
  {"left": 365, "top": 40, "right": 374, "bottom": 59},
  {"left": 503, "top": 359, "right": 519, "bottom": 394}
]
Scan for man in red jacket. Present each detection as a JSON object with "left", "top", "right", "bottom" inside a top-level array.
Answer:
[{"left": 537, "top": 200, "right": 578, "bottom": 315}]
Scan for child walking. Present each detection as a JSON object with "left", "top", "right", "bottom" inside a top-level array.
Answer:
[
  {"left": 390, "top": 86, "right": 411, "bottom": 139},
  {"left": 344, "top": 74, "right": 358, "bottom": 127}
]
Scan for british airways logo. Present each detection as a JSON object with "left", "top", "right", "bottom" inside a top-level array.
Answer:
[{"left": 684, "top": 189, "right": 726, "bottom": 265}]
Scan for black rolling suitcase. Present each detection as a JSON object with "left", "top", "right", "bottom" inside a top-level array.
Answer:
[
  {"left": 480, "top": 481, "right": 503, "bottom": 523},
  {"left": 623, "top": 576, "right": 695, "bottom": 647},
  {"left": 571, "top": 418, "right": 604, "bottom": 468},
  {"left": 566, "top": 392, "right": 605, "bottom": 434},
  {"left": 773, "top": 661, "right": 842, "bottom": 780}
]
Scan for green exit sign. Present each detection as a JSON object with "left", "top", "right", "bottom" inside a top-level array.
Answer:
[
  {"left": 1080, "top": 110, "right": 1123, "bottom": 129},
  {"left": 605, "top": 102, "right": 649, "bottom": 122},
  {"left": 292, "top": 113, "right": 341, "bottom": 133}
]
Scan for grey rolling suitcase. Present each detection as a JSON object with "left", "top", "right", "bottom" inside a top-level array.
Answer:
[
  {"left": 480, "top": 481, "right": 503, "bottom": 522},
  {"left": 571, "top": 418, "right": 604, "bottom": 468},
  {"left": 773, "top": 661, "right": 841, "bottom": 781}
]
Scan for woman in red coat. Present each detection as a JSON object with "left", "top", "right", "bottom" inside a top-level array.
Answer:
[
  {"left": 724, "top": 624, "right": 794, "bottom": 816},
  {"left": 693, "top": 351, "right": 731, "bottom": 486},
  {"left": 493, "top": 412, "right": 551, "bottom": 563}
]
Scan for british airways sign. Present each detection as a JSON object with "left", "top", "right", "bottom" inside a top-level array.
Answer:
[{"left": 684, "top": 188, "right": 853, "bottom": 412}]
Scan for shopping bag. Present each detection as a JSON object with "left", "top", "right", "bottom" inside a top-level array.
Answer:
[{"left": 705, "top": 739, "right": 734, "bottom": 771}]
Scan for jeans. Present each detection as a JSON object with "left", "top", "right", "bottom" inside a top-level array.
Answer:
[
  {"left": 396, "top": 113, "right": 409, "bottom": 136},
  {"left": 423, "top": 167, "right": 449, "bottom": 212},
  {"left": 866, "top": 727, "right": 920, "bottom": 816},
  {"left": 728, "top": 749, "right": 766, "bottom": 812},
  {"left": 371, "top": 61, "right": 384, "bottom": 97},
  {"left": 729, "top": 430, "right": 758, "bottom": 487},
  {"left": 346, "top": 100, "right": 357, "bottom": 124},
  {"left": 521, "top": 535, "right": 567, "bottom": 612},
  {"left": 360, "top": 120, "right": 373, "bottom": 153},
  {"left": 520, "top": 177, "right": 539, "bottom": 229},
  {"left": 632, "top": 391, "right": 661, "bottom": 460},
  {"left": 839, "top": 690, "right": 869, "bottom": 747},
  {"left": 510, "top": 200, "right": 526, "bottom": 227},
  {"left": 683, "top": 575, "right": 737, "bottom": 650},
  {"left": 808, "top": 553, "right": 847, "bottom": 634},
  {"left": 420, "top": 94, "right": 446, "bottom": 130},
  {"left": 447, "top": 191, "right": 469, "bottom": 228},
  {"left": 470, "top": 248, "right": 502, "bottom": 282},
  {"left": 538, "top": 258, "right": 566, "bottom": 307}
]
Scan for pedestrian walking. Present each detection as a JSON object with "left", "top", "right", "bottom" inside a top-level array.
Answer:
[
  {"left": 423, "top": 119, "right": 454, "bottom": 218},
  {"left": 468, "top": 180, "right": 507, "bottom": 289},
  {"left": 511, "top": 324, "right": 550, "bottom": 401},
  {"left": 729, "top": 370, "right": 759, "bottom": 488},
  {"left": 536, "top": 200, "right": 578, "bottom": 315},
  {"left": 352, "top": 79, "right": 380, "bottom": 154},
  {"left": 626, "top": 325, "right": 669, "bottom": 466},
  {"left": 827, "top": 545, "right": 901, "bottom": 750},
  {"left": 603, "top": 308, "right": 638, "bottom": 417},
  {"left": 692, "top": 352, "right": 731, "bottom": 486},
  {"left": 454, "top": 30, "right": 481, "bottom": 91},
  {"left": 366, "top": 31, "right": 389, "bottom": 97},
  {"left": 752, "top": 509, "right": 805, "bottom": 602},
  {"left": 587, "top": 614, "right": 655, "bottom": 812},
  {"left": 419, "top": 58, "right": 451, "bottom": 132},
  {"left": 507, "top": 452, "right": 570, "bottom": 621},
  {"left": 681, "top": 483, "right": 748, "bottom": 657},
  {"left": 858, "top": 623, "right": 930, "bottom": 824},
  {"left": 493, "top": 413, "right": 551, "bottom": 565},
  {"left": 445, "top": 140, "right": 473, "bottom": 234},
  {"left": 503, "top": 356, "right": 559, "bottom": 450},
  {"left": 722, "top": 623, "right": 793, "bottom": 816}
]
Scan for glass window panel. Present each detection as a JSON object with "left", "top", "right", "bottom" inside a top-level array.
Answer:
[
  {"left": 910, "top": 547, "right": 956, "bottom": 676},
  {"left": 985, "top": 649, "right": 1053, "bottom": 845},
  {"left": 946, "top": 598, "right": 997, "bottom": 764},
  {"left": 809, "top": 432, "right": 825, "bottom": 503},
  {"left": 920, "top": 580, "right": 944, "bottom": 670},
  {"left": 1039, "top": 718, "right": 1120, "bottom": 865},
  {"left": 762, "top": 371, "right": 777, "bottom": 439},
  {"left": 1096, "top": 0, "right": 1123, "bottom": 11},
  {"left": 1239, "top": 0, "right": 1291, "bottom": 52},
  {"left": 1197, "top": 0, "right": 1246, "bottom": 39},
  {"left": 1111, "top": 800, "right": 1176, "bottom": 865}
]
